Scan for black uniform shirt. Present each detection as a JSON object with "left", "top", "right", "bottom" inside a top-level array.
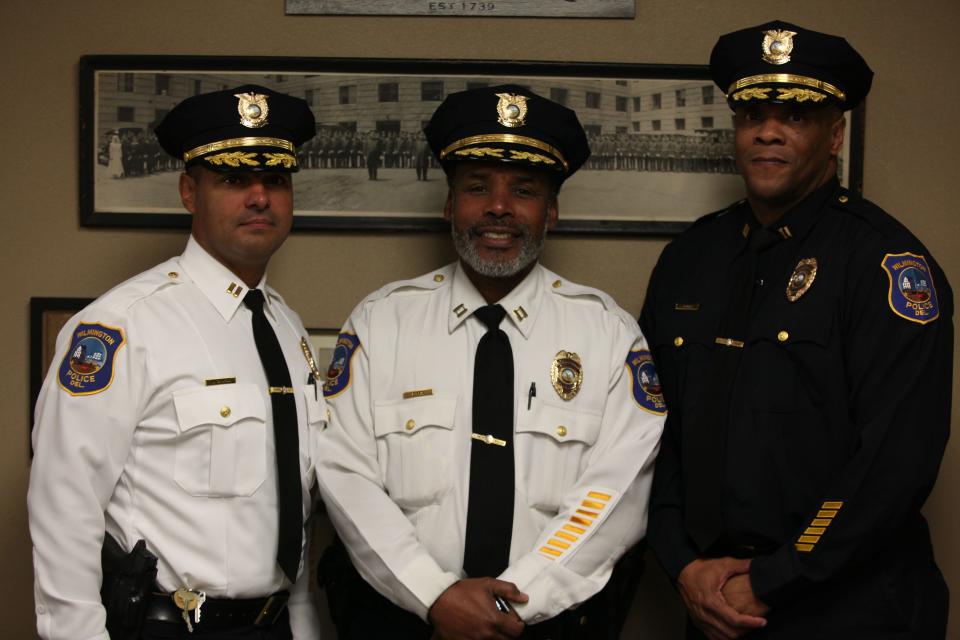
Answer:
[{"left": 640, "top": 179, "right": 953, "bottom": 608}]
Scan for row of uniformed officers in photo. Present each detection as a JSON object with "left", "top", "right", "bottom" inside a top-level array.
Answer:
[{"left": 28, "top": 19, "right": 952, "bottom": 640}]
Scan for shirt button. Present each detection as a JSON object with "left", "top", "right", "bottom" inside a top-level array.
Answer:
[
  {"left": 777, "top": 331, "right": 789, "bottom": 342},
  {"left": 406, "top": 419, "right": 416, "bottom": 430},
  {"left": 433, "top": 274, "right": 444, "bottom": 283},
  {"left": 167, "top": 271, "right": 179, "bottom": 279},
  {"left": 556, "top": 425, "right": 567, "bottom": 437},
  {"left": 220, "top": 406, "right": 231, "bottom": 418},
  {"left": 674, "top": 336, "right": 684, "bottom": 347},
  {"left": 552, "top": 280, "right": 562, "bottom": 288}
]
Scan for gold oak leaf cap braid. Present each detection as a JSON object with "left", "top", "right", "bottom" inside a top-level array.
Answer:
[
  {"left": 155, "top": 84, "right": 316, "bottom": 173},
  {"left": 709, "top": 20, "right": 873, "bottom": 110}
]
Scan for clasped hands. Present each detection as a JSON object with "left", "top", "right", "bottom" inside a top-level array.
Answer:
[
  {"left": 677, "top": 557, "right": 770, "bottom": 640},
  {"left": 428, "top": 577, "right": 528, "bottom": 640}
]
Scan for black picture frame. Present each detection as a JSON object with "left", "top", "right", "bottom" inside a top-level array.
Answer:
[
  {"left": 79, "top": 55, "right": 865, "bottom": 236},
  {"left": 29, "top": 297, "right": 93, "bottom": 451}
]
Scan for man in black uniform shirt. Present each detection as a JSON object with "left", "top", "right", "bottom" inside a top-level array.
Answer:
[{"left": 640, "top": 20, "right": 953, "bottom": 639}]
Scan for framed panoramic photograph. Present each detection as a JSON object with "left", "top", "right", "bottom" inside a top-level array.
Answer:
[{"left": 79, "top": 55, "right": 864, "bottom": 235}]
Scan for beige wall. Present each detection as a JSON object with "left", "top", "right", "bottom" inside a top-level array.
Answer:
[{"left": 4, "top": 1, "right": 958, "bottom": 637}]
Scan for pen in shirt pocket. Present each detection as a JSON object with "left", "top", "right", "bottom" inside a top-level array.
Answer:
[{"left": 527, "top": 382, "right": 536, "bottom": 410}]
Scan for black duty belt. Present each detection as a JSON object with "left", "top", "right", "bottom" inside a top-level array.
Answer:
[{"left": 145, "top": 590, "right": 289, "bottom": 631}]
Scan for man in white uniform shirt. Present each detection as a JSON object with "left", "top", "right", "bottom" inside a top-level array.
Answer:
[
  {"left": 317, "top": 85, "right": 665, "bottom": 639},
  {"left": 29, "top": 85, "right": 326, "bottom": 639}
]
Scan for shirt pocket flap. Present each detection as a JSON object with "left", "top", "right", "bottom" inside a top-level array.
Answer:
[
  {"left": 517, "top": 402, "right": 602, "bottom": 445},
  {"left": 373, "top": 394, "right": 458, "bottom": 438},
  {"left": 173, "top": 383, "right": 266, "bottom": 432}
]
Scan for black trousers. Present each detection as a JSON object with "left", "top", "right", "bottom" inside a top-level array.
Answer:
[
  {"left": 139, "top": 609, "right": 292, "bottom": 640},
  {"left": 320, "top": 537, "right": 643, "bottom": 640}
]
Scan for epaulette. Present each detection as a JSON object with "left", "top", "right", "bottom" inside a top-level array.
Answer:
[
  {"left": 548, "top": 273, "right": 637, "bottom": 329},
  {"left": 95, "top": 257, "right": 184, "bottom": 313},
  {"left": 829, "top": 188, "right": 920, "bottom": 246},
  {"left": 359, "top": 264, "right": 454, "bottom": 306}
]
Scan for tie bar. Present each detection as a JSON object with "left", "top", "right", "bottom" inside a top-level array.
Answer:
[{"left": 471, "top": 433, "right": 507, "bottom": 447}]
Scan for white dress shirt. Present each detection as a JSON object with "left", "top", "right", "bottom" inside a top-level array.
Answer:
[
  {"left": 29, "top": 237, "right": 325, "bottom": 640},
  {"left": 317, "top": 262, "right": 664, "bottom": 624}
]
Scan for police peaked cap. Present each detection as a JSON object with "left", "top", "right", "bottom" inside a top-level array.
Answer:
[
  {"left": 155, "top": 84, "right": 316, "bottom": 172},
  {"left": 424, "top": 84, "right": 590, "bottom": 179},
  {"left": 710, "top": 20, "right": 873, "bottom": 110}
]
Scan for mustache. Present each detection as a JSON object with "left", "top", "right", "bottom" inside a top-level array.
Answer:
[
  {"left": 466, "top": 221, "right": 530, "bottom": 237},
  {"left": 238, "top": 211, "right": 277, "bottom": 223}
]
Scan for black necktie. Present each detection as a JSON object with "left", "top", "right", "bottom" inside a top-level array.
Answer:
[
  {"left": 244, "top": 289, "right": 302, "bottom": 582},
  {"left": 684, "top": 227, "right": 781, "bottom": 551},
  {"left": 463, "top": 304, "right": 515, "bottom": 578}
]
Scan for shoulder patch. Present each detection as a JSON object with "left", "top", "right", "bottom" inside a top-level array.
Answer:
[
  {"left": 625, "top": 350, "right": 666, "bottom": 415},
  {"left": 881, "top": 253, "right": 940, "bottom": 324},
  {"left": 57, "top": 322, "right": 125, "bottom": 396},
  {"left": 322, "top": 332, "right": 362, "bottom": 398}
]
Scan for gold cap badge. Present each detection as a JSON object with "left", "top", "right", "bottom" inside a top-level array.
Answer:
[
  {"left": 495, "top": 93, "right": 529, "bottom": 128},
  {"left": 762, "top": 29, "right": 797, "bottom": 65},
  {"left": 235, "top": 92, "right": 270, "bottom": 128},
  {"left": 551, "top": 351, "right": 583, "bottom": 401},
  {"left": 786, "top": 258, "right": 818, "bottom": 302}
]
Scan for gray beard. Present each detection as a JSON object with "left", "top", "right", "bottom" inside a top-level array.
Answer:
[{"left": 451, "top": 221, "right": 546, "bottom": 278}]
